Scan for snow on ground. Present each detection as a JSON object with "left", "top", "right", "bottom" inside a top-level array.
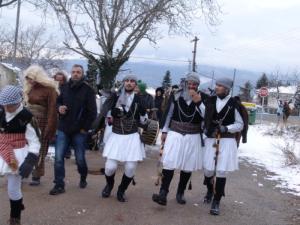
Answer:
[{"left": 239, "top": 124, "right": 300, "bottom": 196}]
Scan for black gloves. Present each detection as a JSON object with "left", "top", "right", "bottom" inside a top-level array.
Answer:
[{"left": 19, "top": 153, "right": 38, "bottom": 178}]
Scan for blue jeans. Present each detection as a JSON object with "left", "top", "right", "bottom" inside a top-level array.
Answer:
[{"left": 54, "top": 130, "right": 88, "bottom": 187}]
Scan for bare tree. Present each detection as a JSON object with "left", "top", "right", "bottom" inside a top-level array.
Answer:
[
  {"left": 42, "top": 0, "right": 220, "bottom": 88},
  {"left": 0, "top": 24, "right": 69, "bottom": 69},
  {"left": 0, "top": 0, "right": 17, "bottom": 8}
]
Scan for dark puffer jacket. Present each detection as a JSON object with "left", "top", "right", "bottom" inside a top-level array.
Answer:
[{"left": 57, "top": 79, "right": 97, "bottom": 134}]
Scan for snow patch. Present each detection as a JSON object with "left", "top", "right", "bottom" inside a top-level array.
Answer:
[{"left": 239, "top": 124, "right": 300, "bottom": 196}]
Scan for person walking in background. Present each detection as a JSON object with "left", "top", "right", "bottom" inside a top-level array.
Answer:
[
  {"left": 135, "top": 80, "right": 155, "bottom": 119},
  {"left": 0, "top": 85, "right": 40, "bottom": 225},
  {"left": 53, "top": 71, "right": 68, "bottom": 87},
  {"left": 49, "top": 64, "right": 97, "bottom": 195},
  {"left": 53, "top": 71, "right": 72, "bottom": 159},
  {"left": 154, "top": 87, "right": 164, "bottom": 124},
  {"left": 23, "top": 65, "right": 59, "bottom": 186},
  {"left": 282, "top": 100, "right": 293, "bottom": 129},
  {"left": 276, "top": 98, "right": 284, "bottom": 128}
]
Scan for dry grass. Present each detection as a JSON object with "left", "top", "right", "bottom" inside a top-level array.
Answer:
[{"left": 274, "top": 141, "right": 300, "bottom": 166}]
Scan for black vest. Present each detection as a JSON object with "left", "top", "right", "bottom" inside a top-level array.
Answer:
[
  {"left": 171, "top": 97, "right": 202, "bottom": 124},
  {"left": 111, "top": 94, "right": 146, "bottom": 134},
  {"left": 205, "top": 96, "right": 236, "bottom": 137},
  {"left": 0, "top": 107, "right": 33, "bottom": 133}
]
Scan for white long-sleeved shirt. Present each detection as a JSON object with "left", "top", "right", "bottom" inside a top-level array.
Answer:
[{"left": 215, "top": 95, "right": 244, "bottom": 133}]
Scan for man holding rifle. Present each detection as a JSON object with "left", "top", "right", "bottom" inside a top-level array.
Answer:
[{"left": 203, "top": 77, "right": 244, "bottom": 215}]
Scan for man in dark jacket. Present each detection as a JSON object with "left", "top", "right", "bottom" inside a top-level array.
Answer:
[
  {"left": 49, "top": 64, "right": 97, "bottom": 195},
  {"left": 135, "top": 81, "right": 155, "bottom": 118}
]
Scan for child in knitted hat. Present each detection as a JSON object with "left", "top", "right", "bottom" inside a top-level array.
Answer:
[{"left": 0, "top": 85, "right": 40, "bottom": 225}]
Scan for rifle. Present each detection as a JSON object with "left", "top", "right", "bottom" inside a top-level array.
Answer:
[
  {"left": 211, "top": 106, "right": 231, "bottom": 193},
  {"left": 212, "top": 132, "right": 221, "bottom": 194},
  {"left": 154, "top": 143, "right": 164, "bottom": 186}
]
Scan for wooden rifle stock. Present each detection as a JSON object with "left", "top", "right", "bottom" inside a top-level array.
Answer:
[
  {"left": 212, "top": 132, "right": 221, "bottom": 194},
  {"left": 155, "top": 143, "right": 164, "bottom": 186}
]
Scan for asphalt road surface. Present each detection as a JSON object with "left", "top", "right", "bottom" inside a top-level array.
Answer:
[{"left": 0, "top": 150, "right": 299, "bottom": 225}]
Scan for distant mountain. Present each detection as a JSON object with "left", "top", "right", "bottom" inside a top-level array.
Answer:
[{"left": 63, "top": 59, "right": 261, "bottom": 94}]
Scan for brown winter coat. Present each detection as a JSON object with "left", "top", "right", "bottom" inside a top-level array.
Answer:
[{"left": 27, "top": 83, "right": 58, "bottom": 139}]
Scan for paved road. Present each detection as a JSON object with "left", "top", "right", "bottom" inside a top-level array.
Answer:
[{"left": 1, "top": 149, "right": 299, "bottom": 225}]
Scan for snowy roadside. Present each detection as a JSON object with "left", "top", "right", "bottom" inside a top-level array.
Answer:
[{"left": 239, "top": 124, "right": 300, "bottom": 196}]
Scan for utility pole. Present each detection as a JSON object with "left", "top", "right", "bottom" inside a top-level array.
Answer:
[
  {"left": 191, "top": 36, "right": 199, "bottom": 72},
  {"left": 13, "top": 0, "right": 21, "bottom": 66},
  {"left": 231, "top": 68, "right": 236, "bottom": 96},
  {"left": 188, "top": 59, "right": 192, "bottom": 72}
]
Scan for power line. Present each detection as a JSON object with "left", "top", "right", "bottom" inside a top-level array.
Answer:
[{"left": 129, "top": 55, "right": 189, "bottom": 63}]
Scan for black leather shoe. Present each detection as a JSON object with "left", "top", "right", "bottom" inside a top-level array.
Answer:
[
  {"left": 210, "top": 199, "right": 220, "bottom": 215},
  {"left": 152, "top": 189, "right": 167, "bottom": 206},
  {"left": 79, "top": 180, "right": 87, "bottom": 189},
  {"left": 117, "top": 190, "right": 127, "bottom": 202},
  {"left": 102, "top": 185, "right": 113, "bottom": 198},
  {"left": 176, "top": 193, "right": 186, "bottom": 205},
  {"left": 49, "top": 186, "right": 65, "bottom": 195},
  {"left": 29, "top": 177, "right": 40, "bottom": 186}
]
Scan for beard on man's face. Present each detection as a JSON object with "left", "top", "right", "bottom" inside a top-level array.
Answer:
[{"left": 125, "top": 85, "right": 135, "bottom": 92}]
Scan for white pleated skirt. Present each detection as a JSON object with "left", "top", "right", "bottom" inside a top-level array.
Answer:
[
  {"left": 203, "top": 138, "right": 238, "bottom": 172},
  {"left": 103, "top": 125, "right": 113, "bottom": 144},
  {"left": 161, "top": 131, "right": 203, "bottom": 171},
  {"left": 0, "top": 147, "right": 28, "bottom": 176},
  {"left": 103, "top": 132, "right": 145, "bottom": 162}
]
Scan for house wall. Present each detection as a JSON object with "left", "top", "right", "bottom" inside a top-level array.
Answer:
[{"left": 0, "top": 64, "right": 18, "bottom": 89}]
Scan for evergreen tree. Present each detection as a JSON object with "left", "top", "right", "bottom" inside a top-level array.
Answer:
[
  {"left": 256, "top": 73, "right": 269, "bottom": 105},
  {"left": 256, "top": 73, "right": 269, "bottom": 89},
  {"left": 86, "top": 58, "right": 99, "bottom": 92},
  {"left": 239, "top": 81, "right": 253, "bottom": 102},
  {"left": 162, "top": 70, "right": 172, "bottom": 90}
]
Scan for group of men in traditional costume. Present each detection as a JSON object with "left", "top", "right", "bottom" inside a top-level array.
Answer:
[
  {"left": 150, "top": 73, "right": 244, "bottom": 215},
  {"left": 97, "top": 72, "right": 244, "bottom": 216},
  {"left": 0, "top": 68, "right": 245, "bottom": 225}
]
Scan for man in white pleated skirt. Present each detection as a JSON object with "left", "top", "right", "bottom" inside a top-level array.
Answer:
[
  {"left": 152, "top": 72, "right": 206, "bottom": 206},
  {"left": 202, "top": 77, "right": 244, "bottom": 215},
  {"left": 100, "top": 74, "right": 148, "bottom": 202}
]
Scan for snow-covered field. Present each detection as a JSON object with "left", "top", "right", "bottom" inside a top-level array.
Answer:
[{"left": 239, "top": 124, "right": 300, "bottom": 196}]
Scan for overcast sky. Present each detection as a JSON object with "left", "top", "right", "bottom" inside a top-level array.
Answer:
[{"left": 1, "top": 0, "right": 300, "bottom": 74}]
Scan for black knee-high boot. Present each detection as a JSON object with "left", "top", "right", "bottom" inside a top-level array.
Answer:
[
  {"left": 176, "top": 171, "right": 191, "bottom": 204},
  {"left": 102, "top": 173, "right": 115, "bottom": 198},
  {"left": 203, "top": 176, "right": 213, "bottom": 204},
  {"left": 152, "top": 169, "right": 174, "bottom": 206},
  {"left": 117, "top": 174, "right": 133, "bottom": 202},
  {"left": 10, "top": 198, "right": 24, "bottom": 225},
  {"left": 210, "top": 177, "right": 226, "bottom": 216}
]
